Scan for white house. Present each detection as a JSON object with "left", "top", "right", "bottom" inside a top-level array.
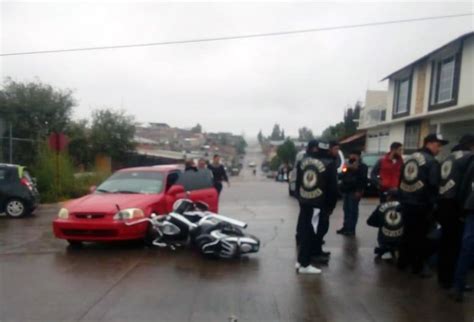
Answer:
[{"left": 359, "top": 32, "right": 474, "bottom": 155}]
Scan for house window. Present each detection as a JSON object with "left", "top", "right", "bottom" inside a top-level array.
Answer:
[
  {"left": 429, "top": 52, "right": 461, "bottom": 109},
  {"left": 393, "top": 77, "right": 411, "bottom": 117},
  {"left": 404, "top": 121, "right": 421, "bottom": 151}
]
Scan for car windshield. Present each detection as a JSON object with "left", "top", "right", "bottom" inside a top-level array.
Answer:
[
  {"left": 363, "top": 155, "right": 380, "bottom": 167},
  {"left": 96, "top": 171, "right": 164, "bottom": 194}
]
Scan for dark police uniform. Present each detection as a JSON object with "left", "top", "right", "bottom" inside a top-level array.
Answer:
[
  {"left": 453, "top": 158, "right": 474, "bottom": 295},
  {"left": 398, "top": 147, "right": 441, "bottom": 273},
  {"left": 437, "top": 149, "right": 473, "bottom": 287},
  {"left": 367, "top": 200, "right": 403, "bottom": 255},
  {"left": 295, "top": 148, "right": 338, "bottom": 267}
]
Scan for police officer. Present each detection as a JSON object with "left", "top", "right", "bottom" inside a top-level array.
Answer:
[
  {"left": 295, "top": 140, "right": 338, "bottom": 274},
  {"left": 398, "top": 133, "right": 448, "bottom": 277},
  {"left": 451, "top": 148, "right": 474, "bottom": 302},
  {"left": 437, "top": 134, "right": 474, "bottom": 289}
]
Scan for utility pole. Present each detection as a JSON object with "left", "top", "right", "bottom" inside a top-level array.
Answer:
[{"left": 9, "top": 123, "right": 13, "bottom": 164}]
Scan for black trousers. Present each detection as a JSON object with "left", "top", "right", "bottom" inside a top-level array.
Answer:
[
  {"left": 398, "top": 204, "right": 432, "bottom": 272},
  {"left": 214, "top": 182, "right": 223, "bottom": 195},
  {"left": 297, "top": 204, "right": 316, "bottom": 267},
  {"left": 314, "top": 210, "right": 330, "bottom": 255},
  {"left": 437, "top": 200, "right": 464, "bottom": 286}
]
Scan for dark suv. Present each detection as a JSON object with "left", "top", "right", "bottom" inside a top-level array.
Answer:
[{"left": 0, "top": 164, "right": 40, "bottom": 218}]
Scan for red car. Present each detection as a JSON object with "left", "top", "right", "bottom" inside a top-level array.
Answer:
[{"left": 53, "top": 165, "right": 218, "bottom": 246}]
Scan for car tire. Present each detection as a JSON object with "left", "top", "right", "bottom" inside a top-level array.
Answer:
[
  {"left": 67, "top": 240, "right": 83, "bottom": 248},
  {"left": 5, "top": 198, "right": 28, "bottom": 218}
]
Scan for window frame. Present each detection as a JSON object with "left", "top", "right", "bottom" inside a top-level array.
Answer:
[
  {"left": 428, "top": 50, "right": 462, "bottom": 111},
  {"left": 403, "top": 121, "right": 421, "bottom": 153},
  {"left": 392, "top": 74, "right": 412, "bottom": 119}
]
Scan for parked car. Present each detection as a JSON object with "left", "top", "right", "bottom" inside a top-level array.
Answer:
[
  {"left": 361, "top": 153, "right": 384, "bottom": 196},
  {"left": 0, "top": 163, "right": 39, "bottom": 218},
  {"left": 289, "top": 150, "right": 345, "bottom": 197},
  {"left": 53, "top": 165, "right": 219, "bottom": 247}
]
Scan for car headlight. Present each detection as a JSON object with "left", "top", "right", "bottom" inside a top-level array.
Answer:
[
  {"left": 58, "top": 208, "right": 69, "bottom": 219},
  {"left": 113, "top": 208, "right": 145, "bottom": 220}
]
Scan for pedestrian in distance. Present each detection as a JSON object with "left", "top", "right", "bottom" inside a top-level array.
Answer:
[
  {"left": 367, "top": 189, "right": 403, "bottom": 261},
  {"left": 337, "top": 150, "right": 368, "bottom": 236},
  {"left": 450, "top": 150, "right": 474, "bottom": 302},
  {"left": 208, "top": 154, "right": 230, "bottom": 196},
  {"left": 295, "top": 140, "right": 338, "bottom": 274},
  {"left": 435, "top": 134, "right": 474, "bottom": 290},
  {"left": 371, "top": 142, "right": 404, "bottom": 202},
  {"left": 397, "top": 133, "right": 448, "bottom": 278}
]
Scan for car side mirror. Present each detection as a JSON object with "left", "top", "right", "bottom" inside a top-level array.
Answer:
[
  {"left": 89, "top": 185, "right": 97, "bottom": 194},
  {"left": 167, "top": 184, "right": 185, "bottom": 196}
]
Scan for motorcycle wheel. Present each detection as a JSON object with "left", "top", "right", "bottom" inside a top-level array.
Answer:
[{"left": 195, "top": 234, "right": 219, "bottom": 258}]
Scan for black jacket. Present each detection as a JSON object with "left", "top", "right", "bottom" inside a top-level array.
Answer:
[
  {"left": 295, "top": 151, "right": 338, "bottom": 213},
  {"left": 367, "top": 200, "right": 403, "bottom": 246},
  {"left": 399, "top": 148, "right": 440, "bottom": 207},
  {"left": 207, "top": 164, "right": 228, "bottom": 184},
  {"left": 340, "top": 161, "right": 368, "bottom": 193},
  {"left": 439, "top": 150, "right": 473, "bottom": 201},
  {"left": 459, "top": 159, "right": 474, "bottom": 212}
]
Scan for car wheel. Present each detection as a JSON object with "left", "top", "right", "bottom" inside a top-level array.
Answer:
[
  {"left": 67, "top": 240, "right": 83, "bottom": 248},
  {"left": 5, "top": 199, "right": 28, "bottom": 218}
]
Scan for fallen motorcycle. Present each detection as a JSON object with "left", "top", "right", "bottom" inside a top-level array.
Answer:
[{"left": 126, "top": 199, "right": 260, "bottom": 259}]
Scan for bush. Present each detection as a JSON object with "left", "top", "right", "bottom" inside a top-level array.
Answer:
[
  {"left": 32, "top": 145, "right": 110, "bottom": 202},
  {"left": 270, "top": 155, "right": 282, "bottom": 171}
]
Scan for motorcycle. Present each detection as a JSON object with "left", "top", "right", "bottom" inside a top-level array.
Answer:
[{"left": 126, "top": 199, "right": 260, "bottom": 259}]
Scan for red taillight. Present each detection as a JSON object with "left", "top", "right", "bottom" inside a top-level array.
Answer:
[{"left": 21, "top": 178, "right": 33, "bottom": 191}]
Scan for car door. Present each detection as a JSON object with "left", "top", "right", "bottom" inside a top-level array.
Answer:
[
  {"left": 0, "top": 168, "right": 8, "bottom": 210},
  {"left": 176, "top": 170, "right": 219, "bottom": 213}
]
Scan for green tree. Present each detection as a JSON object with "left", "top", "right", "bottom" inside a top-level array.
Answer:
[
  {"left": 0, "top": 78, "right": 75, "bottom": 165},
  {"left": 66, "top": 120, "right": 93, "bottom": 169},
  {"left": 298, "top": 127, "right": 314, "bottom": 141},
  {"left": 90, "top": 109, "right": 136, "bottom": 162},
  {"left": 235, "top": 136, "right": 247, "bottom": 155},
  {"left": 270, "top": 124, "right": 282, "bottom": 140},
  {"left": 270, "top": 155, "right": 281, "bottom": 171},
  {"left": 276, "top": 139, "right": 297, "bottom": 165},
  {"left": 191, "top": 123, "right": 202, "bottom": 133},
  {"left": 257, "top": 130, "right": 263, "bottom": 143}
]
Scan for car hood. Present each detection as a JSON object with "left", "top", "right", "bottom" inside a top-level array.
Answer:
[{"left": 65, "top": 193, "right": 164, "bottom": 214}]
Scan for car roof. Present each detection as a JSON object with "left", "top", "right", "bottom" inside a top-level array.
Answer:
[
  {"left": 118, "top": 164, "right": 182, "bottom": 173},
  {"left": 0, "top": 163, "right": 20, "bottom": 168}
]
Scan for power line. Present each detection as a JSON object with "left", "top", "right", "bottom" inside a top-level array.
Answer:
[{"left": 1, "top": 12, "right": 473, "bottom": 57}]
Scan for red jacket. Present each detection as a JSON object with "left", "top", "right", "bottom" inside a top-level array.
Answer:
[{"left": 376, "top": 153, "right": 403, "bottom": 191}]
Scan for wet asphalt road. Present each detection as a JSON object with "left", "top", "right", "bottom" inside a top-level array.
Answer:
[{"left": 0, "top": 145, "right": 473, "bottom": 322}]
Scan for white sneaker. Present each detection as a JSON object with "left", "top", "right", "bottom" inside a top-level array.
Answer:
[
  {"left": 297, "top": 265, "right": 322, "bottom": 274},
  {"left": 295, "top": 262, "right": 301, "bottom": 269},
  {"left": 381, "top": 252, "right": 393, "bottom": 260}
]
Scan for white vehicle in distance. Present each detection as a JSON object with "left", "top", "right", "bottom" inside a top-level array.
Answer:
[
  {"left": 248, "top": 161, "right": 257, "bottom": 168},
  {"left": 288, "top": 150, "right": 345, "bottom": 197}
]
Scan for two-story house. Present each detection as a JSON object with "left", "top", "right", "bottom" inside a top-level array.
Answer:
[{"left": 359, "top": 32, "right": 474, "bottom": 155}]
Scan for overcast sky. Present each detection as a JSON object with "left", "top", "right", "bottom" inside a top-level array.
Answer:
[{"left": 1, "top": 1, "right": 473, "bottom": 138}]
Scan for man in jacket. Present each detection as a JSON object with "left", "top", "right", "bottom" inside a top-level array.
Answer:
[
  {"left": 371, "top": 142, "right": 404, "bottom": 202},
  {"left": 451, "top": 151, "right": 474, "bottom": 302},
  {"left": 295, "top": 140, "right": 338, "bottom": 274},
  {"left": 337, "top": 150, "right": 368, "bottom": 236},
  {"left": 208, "top": 154, "right": 229, "bottom": 196},
  {"left": 437, "top": 134, "right": 474, "bottom": 289},
  {"left": 398, "top": 133, "right": 447, "bottom": 277}
]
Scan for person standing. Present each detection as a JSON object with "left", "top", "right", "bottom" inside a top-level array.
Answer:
[
  {"left": 337, "top": 150, "right": 368, "bottom": 236},
  {"left": 398, "top": 134, "right": 448, "bottom": 277},
  {"left": 208, "top": 154, "right": 229, "bottom": 196},
  {"left": 451, "top": 151, "right": 474, "bottom": 302},
  {"left": 295, "top": 140, "right": 338, "bottom": 274},
  {"left": 371, "top": 142, "right": 404, "bottom": 202},
  {"left": 437, "top": 135, "right": 474, "bottom": 289}
]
